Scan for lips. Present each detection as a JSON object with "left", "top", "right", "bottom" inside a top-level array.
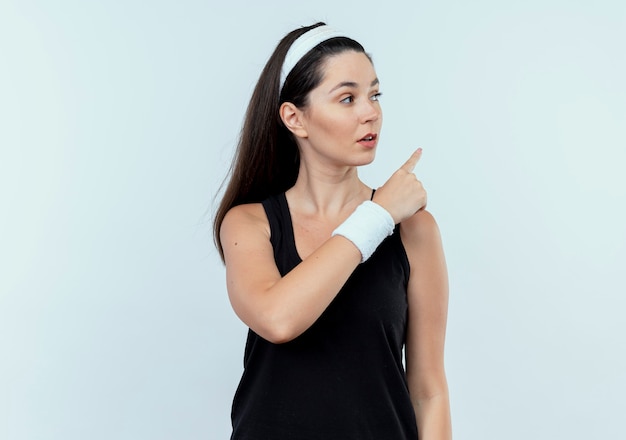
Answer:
[
  {"left": 358, "top": 133, "right": 377, "bottom": 142},
  {"left": 357, "top": 133, "right": 378, "bottom": 148}
]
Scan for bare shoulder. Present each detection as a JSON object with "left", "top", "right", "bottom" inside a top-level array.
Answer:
[
  {"left": 220, "top": 203, "right": 270, "bottom": 252},
  {"left": 399, "top": 209, "right": 442, "bottom": 247},
  {"left": 221, "top": 203, "right": 267, "bottom": 228}
]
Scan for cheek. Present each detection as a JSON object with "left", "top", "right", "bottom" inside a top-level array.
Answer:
[{"left": 312, "top": 114, "right": 346, "bottom": 138}]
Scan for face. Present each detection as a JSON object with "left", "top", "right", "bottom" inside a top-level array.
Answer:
[{"left": 295, "top": 51, "right": 383, "bottom": 168}]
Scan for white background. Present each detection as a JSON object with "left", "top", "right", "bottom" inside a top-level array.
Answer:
[{"left": 1, "top": 1, "right": 625, "bottom": 439}]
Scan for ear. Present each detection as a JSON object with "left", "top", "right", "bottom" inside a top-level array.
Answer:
[{"left": 279, "top": 102, "right": 308, "bottom": 139}]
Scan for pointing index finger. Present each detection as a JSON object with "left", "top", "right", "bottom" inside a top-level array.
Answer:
[{"left": 400, "top": 148, "right": 423, "bottom": 173}]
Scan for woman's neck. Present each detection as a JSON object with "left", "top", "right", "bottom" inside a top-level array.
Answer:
[{"left": 286, "top": 163, "right": 370, "bottom": 218}]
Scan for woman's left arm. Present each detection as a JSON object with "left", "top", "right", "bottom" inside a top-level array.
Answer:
[{"left": 401, "top": 210, "right": 452, "bottom": 440}]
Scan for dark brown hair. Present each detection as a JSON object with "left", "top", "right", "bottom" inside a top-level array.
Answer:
[{"left": 213, "top": 22, "right": 367, "bottom": 260}]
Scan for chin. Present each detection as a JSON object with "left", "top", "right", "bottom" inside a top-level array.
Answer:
[{"left": 355, "top": 150, "right": 376, "bottom": 166}]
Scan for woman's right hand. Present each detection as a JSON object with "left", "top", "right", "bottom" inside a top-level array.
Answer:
[{"left": 372, "top": 148, "right": 427, "bottom": 224}]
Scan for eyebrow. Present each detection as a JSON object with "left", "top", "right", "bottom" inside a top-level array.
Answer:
[{"left": 329, "top": 78, "right": 379, "bottom": 94}]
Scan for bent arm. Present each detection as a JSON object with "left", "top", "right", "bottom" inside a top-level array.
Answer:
[
  {"left": 401, "top": 210, "right": 451, "bottom": 440},
  {"left": 221, "top": 203, "right": 362, "bottom": 344},
  {"left": 221, "top": 150, "right": 429, "bottom": 344}
]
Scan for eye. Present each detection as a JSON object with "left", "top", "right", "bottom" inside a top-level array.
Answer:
[
  {"left": 370, "top": 92, "right": 383, "bottom": 102},
  {"left": 340, "top": 95, "right": 354, "bottom": 104}
]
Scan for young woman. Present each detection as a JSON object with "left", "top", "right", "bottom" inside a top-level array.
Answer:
[{"left": 214, "top": 22, "right": 451, "bottom": 440}]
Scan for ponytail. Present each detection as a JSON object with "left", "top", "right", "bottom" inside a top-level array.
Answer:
[{"left": 213, "top": 22, "right": 366, "bottom": 261}]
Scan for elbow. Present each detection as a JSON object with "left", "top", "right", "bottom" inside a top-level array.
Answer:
[
  {"left": 265, "top": 332, "right": 295, "bottom": 345},
  {"left": 407, "top": 370, "right": 450, "bottom": 402},
  {"left": 261, "top": 322, "right": 301, "bottom": 344},
  {"left": 231, "top": 297, "right": 308, "bottom": 344},
  {"left": 258, "top": 312, "right": 308, "bottom": 344}
]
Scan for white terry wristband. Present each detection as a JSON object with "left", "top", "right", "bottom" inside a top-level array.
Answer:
[{"left": 332, "top": 201, "right": 395, "bottom": 262}]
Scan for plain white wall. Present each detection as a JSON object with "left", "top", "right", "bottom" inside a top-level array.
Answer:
[{"left": 1, "top": 0, "right": 625, "bottom": 439}]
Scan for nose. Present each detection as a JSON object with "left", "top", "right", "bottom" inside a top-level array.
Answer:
[{"left": 360, "top": 98, "right": 381, "bottom": 124}]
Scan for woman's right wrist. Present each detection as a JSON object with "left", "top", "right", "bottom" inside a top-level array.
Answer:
[{"left": 331, "top": 201, "right": 395, "bottom": 262}]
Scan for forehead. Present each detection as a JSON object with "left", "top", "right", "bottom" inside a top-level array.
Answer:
[{"left": 318, "top": 51, "right": 377, "bottom": 87}]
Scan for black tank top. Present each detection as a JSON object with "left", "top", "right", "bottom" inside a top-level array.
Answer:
[{"left": 230, "top": 193, "right": 418, "bottom": 440}]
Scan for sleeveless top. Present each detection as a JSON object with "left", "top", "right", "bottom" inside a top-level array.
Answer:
[{"left": 230, "top": 193, "right": 418, "bottom": 440}]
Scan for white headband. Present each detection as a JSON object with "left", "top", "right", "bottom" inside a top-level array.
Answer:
[{"left": 280, "top": 25, "right": 346, "bottom": 90}]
